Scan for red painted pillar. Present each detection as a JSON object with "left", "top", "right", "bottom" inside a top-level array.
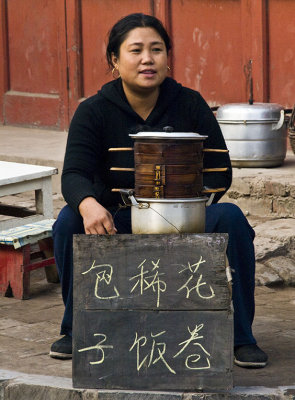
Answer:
[
  {"left": 241, "top": 0, "right": 269, "bottom": 103},
  {"left": 0, "top": 0, "right": 8, "bottom": 124},
  {"left": 154, "top": 0, "right": 173, "bottom": 72}
]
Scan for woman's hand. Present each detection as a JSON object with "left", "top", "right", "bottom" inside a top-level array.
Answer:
[{"left": 78, "top": 197, "right": 117, "bottom": 235}]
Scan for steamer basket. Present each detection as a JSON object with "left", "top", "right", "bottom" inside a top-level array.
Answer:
[{"left": 129, "top": 131, "right": 207, "bottom": 199}]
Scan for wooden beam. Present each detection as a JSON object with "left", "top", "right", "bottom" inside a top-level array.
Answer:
[
  {"left": 154, "top": 0, "right": 173, "bottom": 73},
  {"left": 241, "top": 0, "right": 269, "bottom": 103},
  {"left": 0, "top": 0, "right": 9, "bottom": 123},
  {"left": 251, "top": 0, "right": 269, "bottom": 102},
  {"left": 65, "top": 0, "right": 83, "bottom": 120}
]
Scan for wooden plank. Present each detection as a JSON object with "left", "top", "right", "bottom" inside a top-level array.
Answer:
[
  {"left": 73, "top": 309, "right": 233, "bottom": 390},
  {"left": 73, "top": 234, "right": 230, "bottom": 311},
  {"left": 0, "top": 214, "right": 48, "bottom": 231},
  {"left": 73, "top": 234, "right": 233, "bottom": 391}
]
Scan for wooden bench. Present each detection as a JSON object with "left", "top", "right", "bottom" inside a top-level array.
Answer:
[{"left": 0, "top": 219, "right": 58, "bottom": 299}]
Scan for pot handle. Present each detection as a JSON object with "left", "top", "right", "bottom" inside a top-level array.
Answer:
[
  {"left": 206, "top": 193, "right": 215, "bottom": 206},
  {"left": 202, "top": 187, "right": 227, "bottom": 206},
  {"left": 119, "top": 189, "right": 150, "bottom": 209},
  {"left": 119, "top": 189, "right": 138, "bottom": 206},
  {"left": 271, "top": 109, "right": 285, "bottom": 131}
]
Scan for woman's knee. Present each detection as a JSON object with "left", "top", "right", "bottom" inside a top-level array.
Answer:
[
  {"left": 206, "top": 202, "right": 254, "bottom": 237},
  {"left": 214, "top": 202, "right": 246, "bottom": 222}
]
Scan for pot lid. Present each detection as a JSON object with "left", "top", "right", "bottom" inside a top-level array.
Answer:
[
  {"left": 129, "top": 131, "right": 208, "bottom": 140},
  {"left": 216, "top": 102, "right": 284, "bottom": 122},
  {"left": 134, "top": 197, "right": 208, "bottom": 203}
]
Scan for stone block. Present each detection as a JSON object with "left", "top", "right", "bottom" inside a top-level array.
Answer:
[
  {"left": 220, "top": 197, "right": 273, "bottom": 218},
  {"left": 223, "top": 190, "right": 241, "bottom": 200},
  {"left": 289, "top": 185, "right": 295, "bottom": 198},
  {"left": 229, "top": 179, "right": 251, "bottom": 195},
  {"left": 184, "top": 389, "right": 287, "bottom": 399},
  {"left": 5, "top": 383, "right": 83, "bottom": 400},
  {"left": 264, "top": 181, "right": 288, "bottom": 197},
  {"left": 241, "top": 197, "right": 273, "bottom": 218},
  {"left": 251, "top": 179, "right": 266, "bottom": 196},
  {"left": 255, "top": 262, "right": 284, "bottom": 287},
  {"left": 95, "top": 392, "right": 182, "bottom": 400},
  {"left": 273, "top": 198, "right": 295, "bottom": 218},
  {"left": 265, "top": 257, "right": 295, "bottom": 285},
  {"left": 82, "top": 390, "right": 99, "bottom": 400},
  {"left": 254, "top": 236, "right": 286, "bottom": 261},
  {"left": 254, "top": 219, "right": 295, "bottom": 242},
  {"left": 254, "top": 219, "right": 295, "bottom": 263}
]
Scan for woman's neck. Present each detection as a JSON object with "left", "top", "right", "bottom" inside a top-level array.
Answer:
[{"left": 122, "top": 83, "right": 159, "bottom": 120}]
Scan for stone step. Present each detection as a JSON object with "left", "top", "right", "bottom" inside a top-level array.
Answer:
[
  {"left": 1, "top": 369, "right": 295, "bottom": 400},
  {"left": 222, "top": 152, "right": 295, "bottom": 219}
]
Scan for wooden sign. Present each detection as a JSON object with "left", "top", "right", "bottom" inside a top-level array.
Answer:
[{"left": 72, "top": 234, "right": 233, "bottom": 391}]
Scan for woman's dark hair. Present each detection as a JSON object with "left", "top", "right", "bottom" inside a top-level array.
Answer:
[{"left": 106, "top": 13, "right": 171, "bottom": 68}]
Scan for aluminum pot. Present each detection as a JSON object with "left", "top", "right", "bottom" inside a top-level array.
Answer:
[
  {"left": 120, "top": 190, "right": 214, "bottom": 234},
  {"left": 216, "top": 103, "right": 287, "bottom": 167}
]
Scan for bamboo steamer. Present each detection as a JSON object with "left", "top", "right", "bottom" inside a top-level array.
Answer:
[{"left": 129, "top": 130, "right": 208, "bottom": 199}]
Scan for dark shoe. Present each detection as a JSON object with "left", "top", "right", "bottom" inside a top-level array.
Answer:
[
  {"left": 234, "top": 344, "right": 268, "bottom": 368},
  {"left": 50, "top": 335, "right": 72, "bottom": 359}
]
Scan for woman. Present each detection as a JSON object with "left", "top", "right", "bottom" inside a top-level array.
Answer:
[{"left": 50, "top": 13, "right": 267, "bottom": 368}]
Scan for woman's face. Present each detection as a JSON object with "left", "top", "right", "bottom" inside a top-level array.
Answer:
[{"left": 112, "top": 27, "right": 168, "bottom": 95}]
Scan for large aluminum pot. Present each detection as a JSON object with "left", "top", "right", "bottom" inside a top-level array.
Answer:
[
  {"left": 120, "top": 190, "right": 214, "bottom": 234},
  {"left": 216, "top": 103, "right": 287, "bottom": 167}
]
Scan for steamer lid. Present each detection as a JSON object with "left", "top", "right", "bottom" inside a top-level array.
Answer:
[{"left": 129, "top": 131, "right": 208, "bottom": 140}]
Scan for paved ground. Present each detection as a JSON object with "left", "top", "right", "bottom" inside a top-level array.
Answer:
[
  {"left": 1, "top": 126, "right": 295, "bottom": 398},
  {"left": 0, "top": 268, "right": 294, "bottom": 387}
]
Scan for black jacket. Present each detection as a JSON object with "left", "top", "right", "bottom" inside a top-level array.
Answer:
[{"left": 62, "top": 77, "right": 232, "bottom": 212}]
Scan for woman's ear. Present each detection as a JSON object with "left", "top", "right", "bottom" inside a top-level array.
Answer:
[{"left": 111, "top": 53, "right": 118, "bottom": 68}]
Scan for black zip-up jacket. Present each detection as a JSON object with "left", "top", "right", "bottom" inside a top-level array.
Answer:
[{"left": 62, "top": 77, "right": 232, "bottom": 213}]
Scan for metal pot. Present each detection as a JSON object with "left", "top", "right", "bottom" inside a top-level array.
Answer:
[
  {"left": 120, "top": 189, "right": 214, "bottom": 234},
  {"left": 216, "top": 103, "right": 287, "bottom": 167}
]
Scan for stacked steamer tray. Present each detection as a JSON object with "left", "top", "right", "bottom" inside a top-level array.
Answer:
[{"left": 111, "top": 127, "right": 229, "bottom": 234}]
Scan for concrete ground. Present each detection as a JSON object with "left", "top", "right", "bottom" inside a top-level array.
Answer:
[{"left": 0, "top": 126, "right": 295, "bottom": 399}]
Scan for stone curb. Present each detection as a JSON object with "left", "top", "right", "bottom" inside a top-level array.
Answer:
[
  {"left": 223, "top": 167, "right": 295, "bottom": 220},
  {"left": 1, "top": 370, "right": 295, "bottom": 400},
  {"left": 252, "top": 219, "right": 295, "bottom": 287}
]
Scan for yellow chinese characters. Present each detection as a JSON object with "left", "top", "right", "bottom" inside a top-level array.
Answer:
[
  {"left": 82, "top": 261, "right": 120, "bottom": 300},
  {"left": 78, "top": 333, "right": 113, "bottom": 365},
  {"left": 177, "top": 256, "right": 215, "bottom": 300},
  {"left": 129, "top": 259, "right": 166, "bottom": 307}
]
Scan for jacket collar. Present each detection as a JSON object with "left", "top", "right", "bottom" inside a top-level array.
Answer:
[{"left": 100, "top": 77, "right": 182, "bottom": 124}]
